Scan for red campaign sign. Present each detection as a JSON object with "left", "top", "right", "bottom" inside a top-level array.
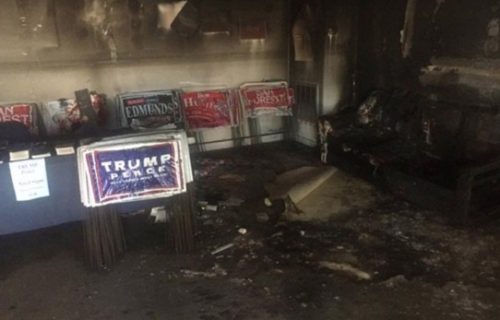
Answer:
[
  {"left": 240, "top": 86, "right": 293, "bottom": 117},
  {"left": 0, "top": 104, "right": 34, "bottom": 129},
  {"left": 182, "top": 91, "right": 233, "bottom": 130}
]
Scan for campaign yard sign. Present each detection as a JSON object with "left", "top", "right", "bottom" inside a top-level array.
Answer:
[
  {"left": 119, "top": 91, "right": 183, "bottom": 129},
  {"left": 240, "top": 82, "right": 294, "bottom": 118},
  {"left": 181, "top": 90, "right": 239, "bottom": 130},
  {"left": 81, "top": 141, "right": 185, "bottom": 207},
  {"left": 0, "top": 103, "right": 39, "bottom": 135}
]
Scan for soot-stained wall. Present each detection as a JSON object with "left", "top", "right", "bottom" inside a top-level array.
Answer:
[
  {"left": 289, "top": 0, "right": 358, "bottom": 146},
  {"left": 0, "top": 0, "right": 289, "bottom": 151}
]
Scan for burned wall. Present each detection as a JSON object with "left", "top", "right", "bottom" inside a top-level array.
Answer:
[
  {"left": 356, "top": 0, "right": 409, "bottom": 100},
  {"left": 354, "top": 0, "right": 500, "bottom": 160},
  {"left": 0, "top": 0, "right": 289, "bottom": 151},
  {"left": 289, "top": 0, "right": 358, "bottom": 146},
  {"left": 321, "top": 0, "right": 358, "bottom": 114},
  {"left": 290, "top": 0, "right": 358, "bottom": 113}
]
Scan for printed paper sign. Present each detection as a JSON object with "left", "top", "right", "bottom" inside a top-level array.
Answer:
[
  {"left": 83, "top": 141, "right": 184, "bottom": 206},
  {"left": 0, "top": 103, "right": 39, "bottom": 135},
  {"left": 9, "top": 159, "right": 50, "bottom": 201},
  {"left": 182, "top": 90, "right": 236, "bottom": 130},
  {"left": 240, "top": 83, "right": 294, "bottom": 117}
]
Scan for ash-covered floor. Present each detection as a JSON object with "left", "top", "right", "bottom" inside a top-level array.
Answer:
[{"left": 1, "top": 143, "right": 500, "bottom": 320}]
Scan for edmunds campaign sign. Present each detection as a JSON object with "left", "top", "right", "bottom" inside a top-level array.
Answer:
[{"left": 119, "top": 91, "right": 182, "bottom": 129}]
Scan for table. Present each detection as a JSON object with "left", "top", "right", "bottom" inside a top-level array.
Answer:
[{"left": 0, "top": 155, "right": 167, "bottom": 235}]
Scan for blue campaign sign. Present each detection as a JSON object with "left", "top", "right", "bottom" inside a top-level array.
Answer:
[
  {"left": 87, "top": 142, "right": 183, "bottom": 204},
  {"left": 119, "top": 91, "right": 183, "bottom": 129}
]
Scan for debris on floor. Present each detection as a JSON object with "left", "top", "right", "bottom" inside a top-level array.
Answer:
[
  {"left": 2, "top": 144, "right": 500, "bottom": 319},
  {"left": 265, "top": 165, "right": 379, "bottom": 222},
  {"left": 318, "top": 261, "right": 372, "bottom": 281},
  {"left": 266, "top": 166, "right": 337, "bottom": 204},
  {"left": 180, "top": 264, "right": 228, "bottom": 279},
  {"left": 211, "top": 243, "right": 235, "bottom": 256}
]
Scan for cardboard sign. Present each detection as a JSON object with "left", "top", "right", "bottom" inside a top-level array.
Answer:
[
  {"left": 81, "top": 140, "right": 185, "bottom": 206},
  {"left": 0, "top": 103, "right": 39, "bottom": 135},
  {"left": 240, "top": 82, "right": 294, "bottom": 117},
  {"left": 9, "top": 159, "right": 50, "bottom": 201},
  {"left": 182, "top": 90, "right": 238, "bottom": 130},
  {"left": 119, "top": 91, "right": 183, "bottom": 129}
]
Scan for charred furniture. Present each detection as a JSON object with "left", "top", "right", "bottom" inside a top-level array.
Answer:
[{"left": 323, "top": 89, "right": 500, "bottom": 224}]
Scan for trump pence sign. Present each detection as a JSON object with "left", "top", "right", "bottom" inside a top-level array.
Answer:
[{"left": 82, "top": 141, "right": 185, "bottom": 206}]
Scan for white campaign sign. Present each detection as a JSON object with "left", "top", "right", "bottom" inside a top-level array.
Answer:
[{"left": 9, "top": 159, "right": 50, "bottom": 201}]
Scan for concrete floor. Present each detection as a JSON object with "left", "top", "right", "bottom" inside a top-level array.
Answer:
[{"left": 1, "top": 143, "right": 500, "bottom": 320}]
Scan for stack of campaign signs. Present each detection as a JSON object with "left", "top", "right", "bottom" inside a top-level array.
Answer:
[
  {"left": 1, "top": 92, "right": 107, "bottom": 140},
  {"left": 41, "top": 92, "right": 106, "bottom": 138},
  {"left": 77, "top": 130, "right": 193, "bottom": 208},
  {"left": 0, "top": 103, "right": 40, "bottom": 136},
  {"left": 180, "top": 88, "right": 241, "bottom": 131},
  {"left": 239, "top": 81, "right": 295, "bottom": 118},
  {"left": 117, "top": 90, "right": 183, "bottom": 130},
  {"left": 116, "top": 82, "right": 295, "bottom": 132}
]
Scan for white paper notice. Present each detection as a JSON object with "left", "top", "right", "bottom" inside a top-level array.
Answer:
[{"left": 9, "top": 159, "right": 50, "bottom": 201}]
